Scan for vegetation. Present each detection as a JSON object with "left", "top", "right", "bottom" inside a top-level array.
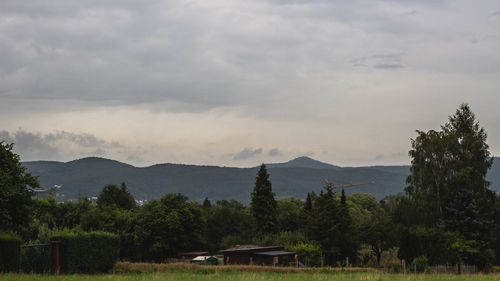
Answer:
[
  {"left": 0, "top": 233, "right": 21, "bottom": 272},
  {"left": 1, "top": 104, "right": 500, "bottom": 273},
  {"left": 1, "top": 270, "right": 500, "bottom": 281},
  {"left": 0, "top": 142, "right": 39, "bottom": 235},
  {"left": 251, "top": 164, "right": 278, "bottom": 234},
  {"left": 51, "top": 230, "right": 120, "bottom": 273}
]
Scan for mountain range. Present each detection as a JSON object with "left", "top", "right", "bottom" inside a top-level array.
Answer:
[{"left": 22, "top": 156, "right": 500, "bottom": 204}]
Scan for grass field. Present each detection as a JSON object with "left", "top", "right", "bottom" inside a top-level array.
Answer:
[{"left": 2, "top": 271, "right": 500, "bottom": 281}]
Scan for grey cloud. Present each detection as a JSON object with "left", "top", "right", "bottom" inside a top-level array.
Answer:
[
  {"left": 127, "top": 155, "right": 145, "bottom": 165},
  {"left": 268, "top": 148, "right": 281, "bottom": 157},
  {"left": 44, "top": 131, "right": 111, "bottom": 147},
  {"left": 233, "top": 148, "right": 263, "bottom": 161},
  {"left": 89, "top": 148, "right": 106, "bottom": 156},
  {"left": 352, "top": 54, "right": 405, "bottom": 69},
  {"left": 374, "top": 64, "right": 405, "bottom": 69},
  {"left": 0, "top": 129, "right": 117, "bottom": 161},
  {"left": 1, "top": 130, "right": 60, "bottom": 160}
]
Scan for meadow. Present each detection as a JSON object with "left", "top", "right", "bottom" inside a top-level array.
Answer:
[{"left": 1, "top": 271, "right": 500, "bottom": 281}]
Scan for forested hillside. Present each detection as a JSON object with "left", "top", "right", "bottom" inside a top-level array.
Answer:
[{"left": 22, "top": 156, "right": 500, "bottom": 203}]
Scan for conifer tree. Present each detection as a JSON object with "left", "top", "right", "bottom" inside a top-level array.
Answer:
[
  {"left": 203, "top": 197, "right": 212, "bottom": 208},
  {"left": 250, "top": 164, "right": 278, "bottom": 233}
]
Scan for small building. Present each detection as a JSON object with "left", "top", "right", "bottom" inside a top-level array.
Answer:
[
  {"left": 219, "top": 245, "right": 295, "bottom": 266},
  {"left": 190, "top": 256, "right": 219, "bottom": 265},
  {"left": 179, "top": 251, "right": 209, "bottom": 261}
]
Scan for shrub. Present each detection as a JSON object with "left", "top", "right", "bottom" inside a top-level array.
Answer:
[
  {"left": 286, "top": 243, "right": 323, "bottom": 267},
  {"left": 0, "top": 233, "right": 21, "bottom": 272},
  {"left": 385, "top": 259, "right": 401, "bottom": 273},
  {"left": 412, "top": 255, "right": 428, "bottom": 273},
  {"left": 51, "top": 230, "right": 119, "bottom": 273}
]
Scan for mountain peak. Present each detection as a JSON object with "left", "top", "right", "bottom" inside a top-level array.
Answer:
[{"left": 267, "top": 156, "right": 340, "bottom": 169}]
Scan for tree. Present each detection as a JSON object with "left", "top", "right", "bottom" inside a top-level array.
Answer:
[
  {"left": 205, "top": 199, "right": 253, "bottom": 251},
  {"left": 133, "top": 194, "right": 206, "bottom": 261},
  {"left": 406, "top": 103, "right": 494, "bottom": 227},
  {"left": 202, "top": 197, "right": 212, "bottom": 208},
  {"left": 96, "top": 183, "right": 136, "bottom": 210},
  {"left": 276, "top": 197, "right": 304, "bottom": 232},
  {"left": 250, "top": 164, "right": 277, "bottom": 234},
  {"left": 307, "top": 187, "right": 341, "bottom": 265},
  {"left": 404, "top": 103, "right": 496, "bottom": 267},
  {"left": 0, "top": 142, "right": 39, "bottom": 234}
]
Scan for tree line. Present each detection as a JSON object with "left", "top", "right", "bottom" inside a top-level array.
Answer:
[{"left": 1, "top": 104, "right": 500, "bottom": 270}]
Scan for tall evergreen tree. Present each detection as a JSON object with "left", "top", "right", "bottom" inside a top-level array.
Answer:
[
  {"left": 308, "top": 187, "right": 341, "bottom": 265},
  {"left": 202, "top": 197, "right": 212, "bottom": 208},
  {"left": 250, "top": 164, "right": 277, "bottom": 234},
  {"left": 337, "top": 189, "right": 359, "bottom": 264}
]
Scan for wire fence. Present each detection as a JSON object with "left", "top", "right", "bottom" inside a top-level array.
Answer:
[{"left": 20, "top": 243, "right": 53, "bottom": 274}]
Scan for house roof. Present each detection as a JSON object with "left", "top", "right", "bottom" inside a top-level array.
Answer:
[
  {"left": 253, "top": 251, "right": 295, "bottom": 256},
  {"left": 219, "top": 245, "right": 284, "bottom": 254},
  {"left": 180, "top": 251, "right": 209, "bottom": 256}
]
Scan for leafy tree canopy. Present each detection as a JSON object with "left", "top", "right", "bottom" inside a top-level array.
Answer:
[
  {"left": 0, "top": 142, "right": 39, "bottom": 234},
  {"left": 96, "top": 182, "right": 136, "bottom": 210}
]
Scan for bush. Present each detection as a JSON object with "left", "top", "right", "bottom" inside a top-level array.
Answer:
[
  {"left": 412, "top": 255, "right": 428, "bottom": 273},
  {"left": 0, "top": 233, "right": 21, "bottom": 272},
  {"left": 286, "top": 243, "right": 323, "bottom": 267},
  {"left": 385, "top": 259, "right": 401, "bottom": 273},
  {"left": 51, "top": 230, "right": 119, "bottom": 273}
]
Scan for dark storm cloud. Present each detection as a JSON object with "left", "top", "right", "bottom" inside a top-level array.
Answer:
[{"left": 233, "top": 148, "right": 263, "bottom": 161}]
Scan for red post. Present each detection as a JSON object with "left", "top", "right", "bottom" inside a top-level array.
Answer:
[{"left": 52, "top": 241, "right": 60, "bottom": 275}]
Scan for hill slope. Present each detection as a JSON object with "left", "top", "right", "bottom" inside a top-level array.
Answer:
[{"left": 22, "top": 156, "right": 500, "bottom": 204}]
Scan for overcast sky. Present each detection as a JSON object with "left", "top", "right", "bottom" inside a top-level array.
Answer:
[{"left": 1, "top": 0, "right": 500, "bottom": 167}]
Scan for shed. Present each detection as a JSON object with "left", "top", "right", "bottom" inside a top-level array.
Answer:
[
  {"left": 179, "top": 251, "right": 209, "bottom": 261},
  {"left": 190, "top": 256, "right": 219, "bottom": 265},
  {"left": 219, "top": 245, "right": 295, "bottom": 266},
  {"left": 253, "top": 251, "right": 295, "bottom": 266}
]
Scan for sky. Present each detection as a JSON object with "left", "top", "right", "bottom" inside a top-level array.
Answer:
[{"left": 1, "top": 0, "right": 500, "bottom": 167}]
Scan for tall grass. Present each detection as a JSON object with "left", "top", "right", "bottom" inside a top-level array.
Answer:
[
  {"left": 1, "top": 263, "right": 499, "bottom": 281},
  {"left": 1, "top": 272, "right": 499, "bottom": 281}
]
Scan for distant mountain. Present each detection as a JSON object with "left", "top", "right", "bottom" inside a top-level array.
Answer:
[
  {"left": 266, "top": 156, "right": 340, "bottom": 169},
  {"left": 22, "top": 156, "right": 500, "bottom": 204}
]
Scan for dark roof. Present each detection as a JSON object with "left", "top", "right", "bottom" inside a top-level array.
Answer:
[
  {"left": 219, "top": 245, "right": 283, "bottom": 254},
  {"left": 254, "top": 251, "right": 295, "bottom": 256},
  {"left": 179, "top": 251, "right": 209, "bottom": 256}
]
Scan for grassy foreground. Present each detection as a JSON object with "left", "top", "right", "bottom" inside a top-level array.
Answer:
[{"left": 1, "top": 271, "right": 500, "bottom": 281}]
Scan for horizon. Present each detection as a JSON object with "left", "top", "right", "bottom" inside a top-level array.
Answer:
[{"left": 21, "top": 154, "right": 408, "bottom": 169}]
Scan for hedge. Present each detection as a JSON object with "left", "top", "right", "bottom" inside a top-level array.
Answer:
[
  {"left": 0, "top": 233, "right": 21, "bottom": 272},
  {"left": 51, "top": 230, "right": 120, "bottom": 273}
]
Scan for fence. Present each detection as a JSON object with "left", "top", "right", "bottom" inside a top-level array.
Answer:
[
  {"left": 383, "top": 262, "right": 477, "bottom": 274},
  {"left": 20, "top": 242, "right": 60, "bottom": 274},
  {"left": 426, "top": 264, "right": 476, "bottom": 274}
]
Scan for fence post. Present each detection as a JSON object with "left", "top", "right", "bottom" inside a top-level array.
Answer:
[{"left": 52, "top": 241, "right": 60, "bottom": 275}]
